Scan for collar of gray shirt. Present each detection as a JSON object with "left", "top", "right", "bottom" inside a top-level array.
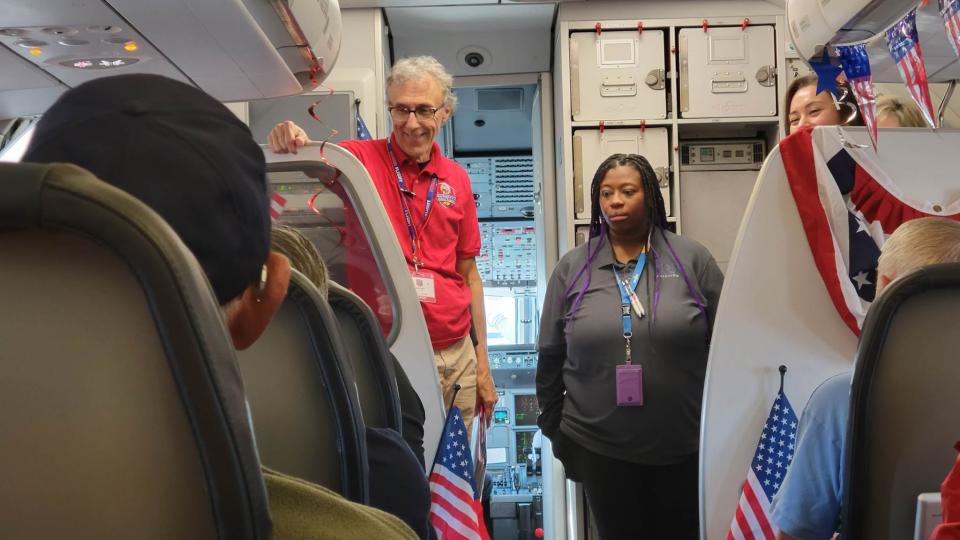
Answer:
[{"left": 590, "top": 231, "right": 659, "bottom": 272}]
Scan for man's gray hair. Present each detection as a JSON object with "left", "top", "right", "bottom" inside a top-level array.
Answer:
[
  {"left": 386, "top": 56, "right": 458, "bottom": 113},
  {"left": 879, "top": 217, "right": 960, "bottom": 285}
]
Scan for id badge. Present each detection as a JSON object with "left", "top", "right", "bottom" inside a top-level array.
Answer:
[
  {"left": 411, "top": 270, "right": 437, "bottom": 304},
  {"left": 616, "top": 363, "right": 644, "bottom": 406}
]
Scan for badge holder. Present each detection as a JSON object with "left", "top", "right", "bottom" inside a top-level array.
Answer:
[
  {"left": 614, "top": 255, "right": 646, "bottom": 407},
  {"left": 412, "top": 265, "right": 437, "bottom": 304},
  {"left": 616, "top": 331, "right": 644, "bottom": 407},
  {"left": 616, "top": 364, "right": 644, "bottom": 406}
]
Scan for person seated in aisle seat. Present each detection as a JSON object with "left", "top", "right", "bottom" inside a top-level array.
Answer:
[
  {"left": 271, "top": 224, "right": 428, "bottom": 470},
  {"left": 770, "top": 217, "right": 960, "bottom": 540},
  {"left": 272, "top": 225, "right": 331, "bottom": 297},
  {"left": 22, "top": 73, "right": 417, "bottom": 540},
  {"left": 271, "top": 225, "right": 433, "bottom": 539}
]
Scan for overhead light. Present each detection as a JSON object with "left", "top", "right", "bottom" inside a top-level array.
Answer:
[
  {"left": 29, "top": 48, "right": 42, "bottom": 55},
  {"left": 123, "top": 41, "right": 138, "bottom": 51},
  {"left": 16, "top": 38, "right": 47, "bottom": 48}
]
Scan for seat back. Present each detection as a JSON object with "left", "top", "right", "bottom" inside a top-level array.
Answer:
[
  {"left": 327, "top": 281, "right": 403, "bottom": 431},
  {"left": 237, "top": 271, "right": 368, "bottom": 503},
  {"left": 0, "top": 163, "right": 270, "bottom": 539},
  {"left": 843, "top": 263, "right": 960, "bottom": 539}
]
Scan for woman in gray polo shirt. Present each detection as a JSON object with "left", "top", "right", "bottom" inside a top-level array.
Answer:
[{"left": 537, "top": 153, "right": 723, "bottom": 539}]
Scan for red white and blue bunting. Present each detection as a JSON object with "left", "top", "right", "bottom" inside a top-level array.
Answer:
[
  {"left": 885, "top": 9, "right": 938, "bottom": 127},
  {"left": 814, "top": 1, "right": 950, "bottom": 148},
  {"left": 836, "top": 43, "right": 879, "bottom": 149},
  {"left": 940, "top": 0, "right": 960, "bottom": 57}
]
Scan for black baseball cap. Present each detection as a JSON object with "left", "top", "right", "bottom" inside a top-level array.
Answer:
[{"left": 24, "top": 73, "right": 270, "bottom": 305}]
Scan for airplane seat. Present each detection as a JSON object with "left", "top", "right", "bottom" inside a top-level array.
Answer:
[
  {"left": 236, "top": 270, "right": 369, "bottom": 503},
  {"left": 0, "top": 162, "right": 270, "bottom": 539},
  {"left": 391, "top": 348, "right": 428, "bottom": 469},
  {"left": 842, "top": 262, "right": 960, "bottom": 540},
  {"left": 327, "top": 280, "right": 403, "bottom": 432}
]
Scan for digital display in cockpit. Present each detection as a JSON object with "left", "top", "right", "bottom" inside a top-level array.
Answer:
[{"left": 514, "top": 394, "right": 539, "bottom": 426}]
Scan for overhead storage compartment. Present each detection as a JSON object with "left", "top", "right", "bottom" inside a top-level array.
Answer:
[
  {"left": 0, "top": 0, "right": 341, "bottom": 117},
  {"left": 787, "top": 0, "right": 960, "bottom": 82}
]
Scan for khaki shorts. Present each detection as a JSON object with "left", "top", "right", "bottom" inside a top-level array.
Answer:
[{"left": 434, "top": 335, "right": 477, "bottom": 437}]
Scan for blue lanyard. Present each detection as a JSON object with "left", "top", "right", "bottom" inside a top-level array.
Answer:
[
  {"left": 613, "top": 253, "right": 646, "bottom": 363},
  {"left": 386, "top": 141, "right": 438, "bottom": 268}
]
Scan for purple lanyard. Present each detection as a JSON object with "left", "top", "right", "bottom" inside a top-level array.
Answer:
[{"left": 386, "top": 141, "right": 438, "bottom": 267}]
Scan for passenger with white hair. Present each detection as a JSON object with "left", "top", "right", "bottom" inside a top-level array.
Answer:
[
  {"left": 770, "top": 217, "right": 960, "bottom": 540},
  {"left": 269, "top": 56, "right": 497, "bottom": 437}
]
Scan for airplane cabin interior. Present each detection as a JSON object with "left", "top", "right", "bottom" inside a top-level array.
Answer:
[{"left": 2, "top": 0, "right": 960, "bottom": 539}]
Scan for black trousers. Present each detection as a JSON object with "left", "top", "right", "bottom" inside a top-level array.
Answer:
[{"left": 558, "top": 434, "right": 699, "bottom": 540}]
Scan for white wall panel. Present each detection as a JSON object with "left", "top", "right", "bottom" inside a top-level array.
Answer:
[{"left": 387, "top": 5, "right": 554, "bottom": 76}]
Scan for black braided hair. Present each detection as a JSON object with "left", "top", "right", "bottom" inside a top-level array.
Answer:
[{"left": 588, "top": 153, "right": 667, "bottom": 242}]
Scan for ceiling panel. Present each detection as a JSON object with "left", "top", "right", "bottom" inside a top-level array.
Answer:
[
  {"left": 386, "top": 4, "right": 555, "bottom": 35},
  {"left": 342, "top": 0, "right": 497, "bottom": 8}
]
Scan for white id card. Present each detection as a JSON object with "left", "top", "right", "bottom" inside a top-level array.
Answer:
[{"left": 411, "top": 271, "right": 437, "bottom": 303}]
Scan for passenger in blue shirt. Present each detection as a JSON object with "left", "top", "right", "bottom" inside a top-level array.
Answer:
[
  {"left": 771, "top": 216, "right": 960, "bottom": 540},
  {"left": 770, "top": 372, "right": 850, "bottom": 539}
]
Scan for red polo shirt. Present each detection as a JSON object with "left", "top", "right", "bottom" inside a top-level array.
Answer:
[{"left": 339, "top": 135, "right": 481, "bottom": 349}]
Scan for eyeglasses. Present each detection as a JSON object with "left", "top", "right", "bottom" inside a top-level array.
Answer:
[{"left": 388, "top": 105, "right": 442, "bottom": 123}]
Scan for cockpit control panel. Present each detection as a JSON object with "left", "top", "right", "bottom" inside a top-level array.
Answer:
[
  {"left": 486, "top": 389, "right": 543, "bottom": 500},
  {"left": 458, "top": 155, "right": 535, "bottom": 219},
  {"left": 477, "top": 221, "right": 537, "bottom": 287}
]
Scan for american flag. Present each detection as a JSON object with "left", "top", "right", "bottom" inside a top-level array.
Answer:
[
  {"left": 779, "top": 128, "right": 960, "bottom": 335},
  {"left": 269, "top": 191, "right": 287, "bottom": 222},
  {"left": 429, "top": 406, "right": 490, "bottom": 540},
  {"left": 356, "top": 111, "right": 373, "bottom": 141},
  {"left": 727, "top": 389, "right": 799, "bottom": 540},
  {"left": 886, "top": 9, "right": 937, "bottom": 127},
  {"left": 940, "top": 0, "right": 960, "bottom": 58},
  {"left": 836, "top": 43, "right": 878, "bottom": 148}
]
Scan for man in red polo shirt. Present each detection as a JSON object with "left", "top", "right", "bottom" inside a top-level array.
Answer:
[{"left": 268, "top": 56, "right": 495, "bottom": 434}]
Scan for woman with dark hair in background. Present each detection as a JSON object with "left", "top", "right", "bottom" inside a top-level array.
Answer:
[
  {"left": 536, "top": 154, "right": 724, "bottom": 539},
  {"left": 785, "top": 73, "right": 864, "bottom": 135}
]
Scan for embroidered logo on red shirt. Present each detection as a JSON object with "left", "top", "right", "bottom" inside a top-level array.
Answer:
[{"left": 436, "top": 182, "right": 457, "bottom": 207}]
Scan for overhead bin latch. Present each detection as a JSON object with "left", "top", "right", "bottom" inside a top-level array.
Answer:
[
  {"left": 756, "top": 65, "right": 777, "bottom": 87},
  {"left": 710, "top": 71, "right": 747, "bottom": 93},
  {"left": 645, "top": 69, "right": 665, "bottom": 90},
  {"left": 601, "top": 75, "right": 638, "bottom": 97}
]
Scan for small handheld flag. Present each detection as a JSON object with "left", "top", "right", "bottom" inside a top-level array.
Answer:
[
  {"left": 473, "top": 404, "right": 488, "bottom": 497},
  {"left": 726, "top": 366, "right": 799, "bottom": 540},
  {"left": 356, "top": 99, "right": 373, "bottom": 141},
  {"left": 429, "top": 395, "right": 490, "bottom": 539},
  {"left": 269, "top": 191, "right": 287, "bottom": 222}
]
